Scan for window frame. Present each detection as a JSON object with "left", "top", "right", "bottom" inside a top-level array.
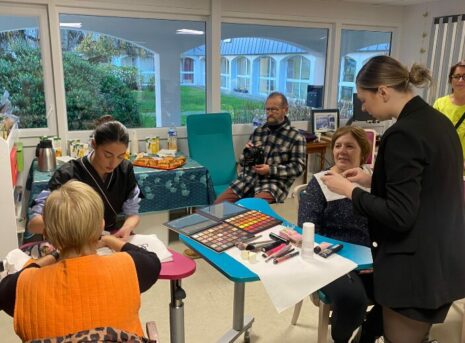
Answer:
[{"left": 0, "top": 3, "right": 58, "bottom": 138}]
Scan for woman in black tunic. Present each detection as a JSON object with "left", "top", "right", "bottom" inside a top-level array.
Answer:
[
  {"left": 322, "top": 56, "right": 465, "bottom": 343},
  {"left": 28, "top": 117, "right": 141, "bottom": 239}
]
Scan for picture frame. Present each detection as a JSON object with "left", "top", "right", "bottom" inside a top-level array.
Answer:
[{"left": 311, "top": 109, "right": 340, "bottom": 133}]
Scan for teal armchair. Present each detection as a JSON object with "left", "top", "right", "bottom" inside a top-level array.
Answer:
[{"left": 186, "top": 113, "right": 237, "bottom": 197}]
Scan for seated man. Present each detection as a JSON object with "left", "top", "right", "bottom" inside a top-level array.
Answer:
[{"left": 215, "top": 92, "right": 306, "bottom": 204}]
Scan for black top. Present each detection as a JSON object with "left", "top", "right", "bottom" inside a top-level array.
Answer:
[
  {"left": 298, "top": 176, "right": 370, "bottom": 247},
  {"left": 352, "top": 96, "right": 465, "bottom": 309},
  {"left": 48, "top": 156, "right": 139, "bottom": 231},
  {"left": 0, "top": 243, "right": 161, "bottom": 317}
]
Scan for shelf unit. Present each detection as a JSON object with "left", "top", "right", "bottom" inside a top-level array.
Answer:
[{"left": 0, "top": 124, "right": 20, "bottom": 257}]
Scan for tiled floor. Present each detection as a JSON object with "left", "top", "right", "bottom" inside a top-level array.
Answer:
[{"left": 0, "top": 198, "right": 463, "bottom": 342}]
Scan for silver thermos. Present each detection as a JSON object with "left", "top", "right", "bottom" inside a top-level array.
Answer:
[{"left": 36, "top": 139, "right": 56, "bottom": 172}]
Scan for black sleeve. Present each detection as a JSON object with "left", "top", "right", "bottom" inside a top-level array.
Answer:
[
  {"left": 48, "top": 161, "right": 75, "bottom": 190},
  {"left": 0, "top": 264, "right": 40, "bottom": 317},
  {"left": 122, "top": 243, "right": 161, "bottom": 293},
  {"left": 352, "top": 130, "right": 425, "bottom": 233}
]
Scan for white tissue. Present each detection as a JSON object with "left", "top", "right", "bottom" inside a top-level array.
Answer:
[{"left": 5, "top": 249, "right": 31, "bottom": 274}]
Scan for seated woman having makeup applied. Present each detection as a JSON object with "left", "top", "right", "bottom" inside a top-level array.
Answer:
[
  {"left": 298, "top": 126, "right": 381, "bottom": 343},
  {"left": 28, "top": 115, "right": 141, "bottom": 240},
  {"left": 0, "top": 180, "right": 161, "bottom": 342}
]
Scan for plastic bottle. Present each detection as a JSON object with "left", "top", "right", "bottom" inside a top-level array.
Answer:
[
  {"left": 167, "top": 126, "right": 178, "bottom": 151},
  {"left": 301, "top": 222, "right": 315, "bottom": 262},
  {"left": 252, "top": 113, "right": 264, "bottom": 130},
  {"left": 130, "top": 130, "right": 139, "bottom": 155}
]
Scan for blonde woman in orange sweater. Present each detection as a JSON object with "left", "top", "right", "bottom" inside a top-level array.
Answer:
[{"left": 0, "top": 180, "right": 161, "bottom": 342}]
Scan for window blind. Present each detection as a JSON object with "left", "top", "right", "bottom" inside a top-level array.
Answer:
[{"left": 426, "top": 14, "right": 465, "bottom": 103}]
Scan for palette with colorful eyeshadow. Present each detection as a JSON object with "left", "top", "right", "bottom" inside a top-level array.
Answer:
[
  {"left": 190, "top": 222, "right": 254, "bottom": 252},
  {"left": 224, "top": 210, "right": 282, "bottom": 234}
]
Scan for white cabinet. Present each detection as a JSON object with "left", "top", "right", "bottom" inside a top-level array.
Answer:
[{"left": 0, "top": 124, "right": 19, "bottom": 257}]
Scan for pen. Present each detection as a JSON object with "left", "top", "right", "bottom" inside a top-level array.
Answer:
[{"left": 273, "top": 251, "right": 299, "bottom": 264}]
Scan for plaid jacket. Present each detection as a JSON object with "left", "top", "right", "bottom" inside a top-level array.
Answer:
[{"left": 230, "top": 117, "right": 306, "bottom": 202}]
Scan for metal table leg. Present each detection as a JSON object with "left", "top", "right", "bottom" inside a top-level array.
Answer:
[
  {"left": 217, "top": 282, "right": 254, "bottom": 343},
  {"left": 170, "top": 279, "right": 186, "bottom": 343}
]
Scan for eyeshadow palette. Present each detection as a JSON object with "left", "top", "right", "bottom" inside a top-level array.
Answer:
[
  {"left": 164, "top": 213, "right": 218, "bottom": 236},
  {"left": 197, "top": 201, "right": 248, "bottom": 221},
  {"left": 224, "top": 210, "right": 282, "bottom": 234},
  {"left": 190, "top": 222, "right": 254, "bottom": 252}
]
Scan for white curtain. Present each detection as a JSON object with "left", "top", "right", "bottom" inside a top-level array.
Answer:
[{"left": 426, "top": 14, "right": 465, "bottom": 103}]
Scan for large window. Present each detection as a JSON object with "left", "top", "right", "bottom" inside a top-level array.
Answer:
[
  {"left": 337, "top": 29, "right": 392, "bottom": 121},
  {"left": 0, "top": 14, "right": 51, "bottom": 129},
  {"left": 220, "top": 57, "right": 230, "bottom": 89},
  {"left": 259, "top": 56, "right": 276, "bottom": 95},
  {"left": 59, "top": 14, "right": 205, "bottom": 129},
  {"left": 235, "top": 56, "right": 250, "bottom": 92},
  {"left": 220, "top": 23, "right": 328, "bottom": 123},
  {"left": 180, "top": 57, "right": 194, "bottom": 84},
  {"left": 286, "top": 56, "right": 311, "bottom": 100}
]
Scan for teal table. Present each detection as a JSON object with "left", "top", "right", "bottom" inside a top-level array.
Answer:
[
  {"left": 180, "top": 197, "right": 373, "bottom": 343},
  {"left": 27, "top": 158, "right": 216, "bottom": 213}
]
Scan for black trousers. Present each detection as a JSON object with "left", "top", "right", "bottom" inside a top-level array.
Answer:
[{"left": 320, "top": 271, "right": 382, "bottom": 343}]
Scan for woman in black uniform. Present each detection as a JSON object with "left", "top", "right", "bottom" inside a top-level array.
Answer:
[
  {"left": 321, "top": 56, "right": 465, "bottom": 343},
  {"left": 28, "top": 116, "right": 141, "bottom": 239}
]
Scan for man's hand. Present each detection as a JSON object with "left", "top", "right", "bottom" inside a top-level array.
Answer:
[
  {"left": 245, "top": 141, "right": 254, "bottom": 149},
  {"left": 320, "top": 172, "right": 356, "bottom": 199},
  {"left": 253, "top": 164, "right": 270, "bottom": 176},
  {"left": 342, "top": 168, "right": 372, "bottom": 188}
]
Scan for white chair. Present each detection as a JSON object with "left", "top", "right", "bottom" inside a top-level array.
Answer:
[
  {"left": 291, "top": 291, "right": 332, "bottom": 343},
  {"left": 363, "top": 129, "right": 377, "bottom": 169}
]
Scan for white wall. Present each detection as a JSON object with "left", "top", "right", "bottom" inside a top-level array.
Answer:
[{"left": 401, "top": 0, "right": 465, "bottom": 66}]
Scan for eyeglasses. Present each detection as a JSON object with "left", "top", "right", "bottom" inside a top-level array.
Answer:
[
  {"left": 265, "top": 107, "right": 282, "bottom": 113},
  {"left": 451, "top": 74, "right": 465, "bottom": 81}
]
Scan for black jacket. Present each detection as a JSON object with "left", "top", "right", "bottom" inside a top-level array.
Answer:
[{"left": 352, "top": 96, "right": 465, "bottom": 309}]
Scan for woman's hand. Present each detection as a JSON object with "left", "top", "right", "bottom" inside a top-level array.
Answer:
[
  {"left": 113, "top": 226, "right": 132, "bottom": 241},
  {"left": 99, "top": 235, "right": 126, "bottom": 252},
  {"left": 342, "top": 168, "right": 372, "bottom": 188},
  {"left": 320, "top": 172, "right": 356, "bottom": 199}
]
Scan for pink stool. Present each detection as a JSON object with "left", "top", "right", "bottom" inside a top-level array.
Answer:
[{"left": 159, "top": 249, "right": 196, "bottom": 343}]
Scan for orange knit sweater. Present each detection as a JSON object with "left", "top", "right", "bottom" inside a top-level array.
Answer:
[{"left": 14, "top": 252, "right": 143, "bottom": 341}]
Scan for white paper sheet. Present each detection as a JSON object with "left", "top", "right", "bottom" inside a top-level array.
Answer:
[
  {"left": 314, "top": 171, "right": 370, "bottom": 202},
  {"left": 226, "top": 226, "right": 357, "bottom": 312},
  {"left": 127, "top": 234, "right": 173, "bottom": 262}
]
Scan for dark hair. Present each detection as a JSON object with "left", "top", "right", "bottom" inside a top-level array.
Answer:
[
  {"left": 266, "top": 92, "right": 289, "bottom": 108},
  {"left": 448, "top": 60, "right": 465, "bottom": 91},
  {"left": 356, "top": 56, "right": 432, "bottom": 93},
  {"left": 331, "top": 126, "right": 371, "bottom": 165},
  {"left": 93, "top": 115, "right": 129, "bottom": 147}
]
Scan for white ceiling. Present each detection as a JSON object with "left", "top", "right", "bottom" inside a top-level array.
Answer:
[{"left": 342, "top": 0, "right": 439, "bottom": 5}]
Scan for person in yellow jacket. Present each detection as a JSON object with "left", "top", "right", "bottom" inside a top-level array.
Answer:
[
  {"left": 433, "top": 60, "right": 465, "bottom": 172},
  {"left": 0, "top": 180, "right": 161, "bottom": 342}
]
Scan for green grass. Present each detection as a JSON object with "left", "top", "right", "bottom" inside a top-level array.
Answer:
[{"left": 133, "top": 86, "right": 264, "bottom": 127}]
